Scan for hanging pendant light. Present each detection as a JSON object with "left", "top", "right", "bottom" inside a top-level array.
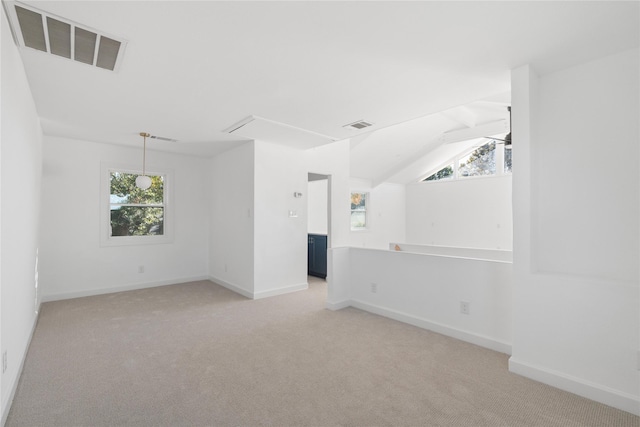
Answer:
[{"left": 135, "top": 132, "right": 152, "bottom": 190}]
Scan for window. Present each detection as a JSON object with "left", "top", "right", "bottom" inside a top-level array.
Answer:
[
  {"left": 420, "top": 137, "right": 511, "bottom": 184},
  {"left": 458, "top": 141, "right": 496, "bottom": 178},
  {"left": 110, "top": 171, "right": 164, "bottom": 236},
  {"left": 504, "top": 146, "right": 512, "bottom": 173},
  {"left": 101, "top": 165, "right": 172, "bottom": 246},
  {"left": 423, "top": 164, "right": 454, "bottom": 182},
  {"left": 350, "top": 192, "right": 368, "bottom": 230}
]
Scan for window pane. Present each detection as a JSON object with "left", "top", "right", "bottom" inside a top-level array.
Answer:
[
  {"left": 351, "top": 192, "right": 366, "bottom": 210},
  {"left": 350, "top": 192, "right": 367, "bottom": 229},
  {"left": 504, "top": 147, "right": 512, "bottom": 173},
  {"left": 424, "top": 164, "right": 454, "bottom": 181},
  {"left": 351, "top": 211, "right": 366, "bottom": 229},
  {"left": 110, "top": 206, "right": 164, "bottom": 236},
  {"left": 458, "top": 141, "right": 496, "bottom": 177},
  {"left": 110, "top": 172, "right": 164, "bottom": 204}
]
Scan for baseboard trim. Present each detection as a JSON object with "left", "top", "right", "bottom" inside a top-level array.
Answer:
[
  {"left": 325, "top": 300, "right": 351, "bottom": 311},
  {"left": 509, "top": 357, "right": 640, "bottom": 416},
  {"left": 207, "top": 276, "right": 253, "bottom": 299},
  {"left": 40, "top": 276, "right": 210, "bottom": 302},
  {"left": 208, "top": 277, "right": 309, "bottom": 300},
  {"left": 2, "top": 302, "right": 40, "bottom": 427},
  {"left": 253, "top": 283, "right": 308, "bottom": 300},
  {"left": 350, "top": 299, "right": 512, "bottom": 355}
]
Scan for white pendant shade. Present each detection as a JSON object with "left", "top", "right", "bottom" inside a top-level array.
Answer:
[{"left": 136, "top": 175, "right": 152, "bottom": 190}]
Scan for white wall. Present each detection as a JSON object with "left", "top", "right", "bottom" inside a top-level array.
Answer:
[
  {"left": 307, "top": 179, "right": 328, "bottom": 235},
  {"left": 349, "top": 178, "right": 406, "bottom": 250},
  {"left": 253, "top": 141, "right": 307, "bottom": 297},
  {"left": 39, "top": 136, "right": 209, "bottom": 300},
  {"left": 406, "top": 175, "right": 512, "bottom": 250},
  {"left": 1, "top": 9, "right": 43, "bottom": 422},
  {"left": 209, "top": 141, "right": 255, "bottom": 297},
  {"left": 209, "top": 139, "right": 351, "bottom": 299},
  {"left": 327, "top": 247, "right": 512, "bottom": 354},
  {"left": 510, "top": 49, "right": 640, "bottom": 415}
]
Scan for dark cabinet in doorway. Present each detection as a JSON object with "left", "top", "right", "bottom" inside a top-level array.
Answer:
[{"left": 308, "top": 234, "right": 327, "bottom": 278}]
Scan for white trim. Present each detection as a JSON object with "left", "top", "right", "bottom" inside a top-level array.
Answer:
[
  {"left": 349, "top": 299, "right": 512, "bottom": 355},
  {"left": 350, "top": 191, "right": 370, "bottom": 231},
  {"left": 1, "top": 303, "right": 40, "bottom": 427},
  {"left": 207, "top": 276, "right": 309, "bottom": 300},
  {"left": 253, "top": 283, "right": 308, "bottom": 300},
  {"left": 325, "top": 299, "right": 351, "bottom": 311},
  {"left": 509, "top": 357, "right": 640, "bottom": 416},
  {"left": 208, "top": 275, "right": 253, "bottom": 299},
  {"left": 100, "top": 163, "right": 174, "bottom": 247},
  {"left": 40, "top": 276, "right": 208, "bottom": 302},
  {"left": 419, "top": 138, "right": 511, "bottom": 183}
]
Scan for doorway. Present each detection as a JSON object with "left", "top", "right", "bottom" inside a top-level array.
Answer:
[{"left": 307, "top": 173, "right": 330, "bottom": 279}]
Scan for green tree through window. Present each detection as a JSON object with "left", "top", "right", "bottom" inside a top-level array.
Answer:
[
  {"left": 423, "top": 164, "right": 454, "bottom": 181},
  {"left": 458, "top": 141, "right": 496, "bottom": 177},
  {"left": 110, "top": 172, "right": 164, "bottom": 236}
]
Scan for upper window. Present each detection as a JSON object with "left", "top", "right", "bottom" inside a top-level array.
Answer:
[
  {"left": 458, "top": 141, "right": 496, "bottom": 178},
  {"left": 110, "top": 171, "right": 164, "bottom": 236},
  {"left": 423, "top": 163, "right": 454, "bottom": 182},
  {"left": 504, "top": 146, "right": 512, "bottom": 173},
  {"left": 420, "top": 137, "right": 511, "bottom": 184},
  {"left": 350, "top": 192, "right": 368, "bottom": 230}
]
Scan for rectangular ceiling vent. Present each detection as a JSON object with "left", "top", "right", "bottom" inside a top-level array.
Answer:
[
  {"left": 343, "top": 120, "right": 373, "bottom": 130},
  {"left": 7, "top": 2, "right": 126, "bottom": 72}
]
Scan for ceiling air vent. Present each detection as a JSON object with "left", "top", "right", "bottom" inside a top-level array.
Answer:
[
  {"left": 9, "top": 3, "right": 126, "bottom": 71},
  {"left": 343, "top": 120, "right": 373, "bottom": 130}
]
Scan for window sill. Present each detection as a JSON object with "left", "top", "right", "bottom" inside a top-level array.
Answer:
[{"left": 100, "top": 234, "right": 173, "bottom": 247}]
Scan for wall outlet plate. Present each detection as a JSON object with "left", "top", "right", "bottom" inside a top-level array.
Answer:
[{"left": 460, "top": 301, "right": 470, "bottom": 315}]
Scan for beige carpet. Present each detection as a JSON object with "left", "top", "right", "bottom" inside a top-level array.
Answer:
[{"left": 6, "top": 279, "right": 639, "bottom": 427}]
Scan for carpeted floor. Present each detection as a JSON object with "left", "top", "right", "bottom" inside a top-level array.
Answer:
[{"left": 6, "top": 278, "right": 639, "bottom": 426}]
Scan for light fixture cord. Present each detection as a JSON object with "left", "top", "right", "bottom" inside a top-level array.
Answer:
[{"left": 142, "top": 133, "right": 147, "bottom": 176}]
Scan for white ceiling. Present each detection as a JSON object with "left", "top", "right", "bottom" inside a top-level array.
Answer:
[{"left": 5, "top": 1, "right": 639, "bottom": 184}]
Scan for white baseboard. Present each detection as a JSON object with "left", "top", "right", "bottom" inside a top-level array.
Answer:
[
  {"left": 253, "top": 283, "right": 308, "bottom": 300},
  {"left": 509, "top": 357, "right": 640, "bottom": 416},
  {"left": 208, "top": 275, "right": 253, "bottom": 299},
  {"left": 350, "top": 299, "right": 512, "bottom": 355},
  {"left": 2, "top": 302, "right": 40, "bottom": 427},
  {"left": 40, "top": 276, "right": 210, "bottom": 302},
  {"left": 325, "top": 300, "right": 351, "bottom": 311},
  {"left": 208, "top": 276, "right": 309, "bottom": 300}
]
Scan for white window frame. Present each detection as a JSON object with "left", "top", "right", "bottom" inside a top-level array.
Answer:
[
  {"left": 100, "top": 163, "right": 174, "bottom": 247},
  {"left": 457, "top": 140, "right": 498, "bottom": 179},
  {"left": 419, "top": 140, "right": 511, "bottom": 184},
  {"left": 350, "top": 191, "right": 370, "bottom": 231}
]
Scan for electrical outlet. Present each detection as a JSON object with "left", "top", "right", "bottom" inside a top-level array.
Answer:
[
  {"left": 371, "top": 283, "right": 378, "bottom": 293},
  {"left": 224, "top": 263, "right": 228, "bottom": 273},
  {"left": 138, "top": 265, "right": 144, "bottom": 274},
  {"left": 2, "top": 351, "right": 7, "bottom": 373},
  {"left": 460, "top": 301, "right": 470, "bottom": 315},
  {"left": 637, "top": 350, "right": 640, "bottom": 371}
]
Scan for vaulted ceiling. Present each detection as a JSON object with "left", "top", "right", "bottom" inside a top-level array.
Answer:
[{"left": 5, "top": 1, "right": 639, "bottom": 184}]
